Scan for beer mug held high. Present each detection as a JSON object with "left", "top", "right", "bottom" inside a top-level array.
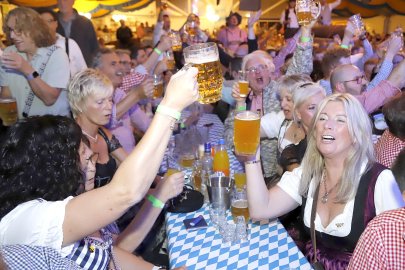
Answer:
[
  {"left": 295, "top": 0, "right": 321, "bottom": 26},
  {"left": 183, "top": 42, "right": 223, "bottom": 104}
]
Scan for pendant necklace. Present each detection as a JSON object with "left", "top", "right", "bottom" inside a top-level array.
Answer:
[
  {"left": 82, "top": 130, "right": 98, "bottom": 142},
  {"left": 321, "top": 172, "right": 337, "bottom": 204}
]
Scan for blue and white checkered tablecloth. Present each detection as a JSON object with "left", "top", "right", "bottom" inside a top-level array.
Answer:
[
  {"left": 160, "top": 113, "right": 243, "bottom": 174},
  {"left": 166, "top": 205, "right": 312, "bottom": 270}
]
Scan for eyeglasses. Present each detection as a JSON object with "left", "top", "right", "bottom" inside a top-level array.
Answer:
[
  {"left": 86, "top": 152, "right": 99, "bottom": 166},
  {"left": 245, "top": 64, "right": 268, "bottom": 75},
  {"left": 342, "top": 74, "right": 365, "bottom": 84}
]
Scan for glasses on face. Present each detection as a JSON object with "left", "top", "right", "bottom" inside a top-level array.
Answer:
[
  {"left": 342, "top": 74, "right": 365, "bottom": 84},
  {"left": 245, "top": 64, "right": 268, "bottom": 75},
  {"left": 86, "top": 152, "right": 99, "bottom": 166},
  {"left": 7, "top": 27, "right": 22, "bottom": 36}
]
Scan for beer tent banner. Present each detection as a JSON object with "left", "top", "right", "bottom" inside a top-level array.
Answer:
[{"left": 8, "top": 0, "right": 154, "bottom": 18}]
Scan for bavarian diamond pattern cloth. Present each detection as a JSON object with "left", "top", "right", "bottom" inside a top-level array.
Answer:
[{"left": 166, "top": 205, "right": 312, "bottom": 270}]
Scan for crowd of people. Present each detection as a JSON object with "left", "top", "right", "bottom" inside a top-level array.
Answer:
[{"left": 0, "top": 0, "right": 404, "bottom": 269}]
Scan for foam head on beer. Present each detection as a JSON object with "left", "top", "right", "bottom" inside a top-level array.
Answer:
[{"left": 183, "top": 43, "right": 223, "bottom": 104}]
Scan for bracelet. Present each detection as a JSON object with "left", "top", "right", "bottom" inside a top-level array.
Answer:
[
  {"left": 154, "top": 47, "right": 162, "bottom": 55},
  {"left": 245, "top": 160, "right": 261, "bottom": 165},
  {"left": 151, "top": 266, "right": 166, "bottom": 270},
  {"left": 300, "top": 36, "right": 311, "bottom": 43},
  {"left": 156, "top": 105, "right": 181, "bottom": 121},
  {"left": 147, "top": 194, "right": 165, "bottom": 209},
  {"left": 340, "top": 44, "right": 350, "bottom": 49}
]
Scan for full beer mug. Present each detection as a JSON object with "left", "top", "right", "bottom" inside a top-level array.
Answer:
[
  {"left": 295, "top": 0, "right": 321, "bottom": 26},
  {"left": 233, "top": 111, "right": 260, "bottom": 156},
  {"left": 183, "top": 42, "right": 223, "bottom": 104},
  {"left": 0, "top": 97, "right": 18, "bottom": 126}
]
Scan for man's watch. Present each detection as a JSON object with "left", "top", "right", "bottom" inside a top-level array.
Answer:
[{"left": 26, "top": 71, "right": 39, "bottom": 81}]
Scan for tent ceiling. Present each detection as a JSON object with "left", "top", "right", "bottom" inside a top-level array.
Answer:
[
  {"left": 8, "top": 0, "right": 405, "bottom": 18},
  {"left": 8, "top": 0, "right": 155, "bottom": 18}
]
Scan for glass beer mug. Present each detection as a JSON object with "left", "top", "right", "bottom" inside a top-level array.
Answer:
[
  {"left": 183, "top": 42, "right": 223, "bottom": 104},
  {"left": 295, "top": 0, "right": 321, "bottom": 26}
]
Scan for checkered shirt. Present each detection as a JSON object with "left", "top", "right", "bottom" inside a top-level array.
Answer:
[
  {"left": 1, "top": 245, "right": 82, "bottom": 269},
  {"left": 120, "top": 70, "right": 146, "bottom": 93},
  {"left": 375, "top": 130, "right": 405, "bottom": 168},
  {"left": 348, "top": 207, "right": 405, "bottom": 270}
]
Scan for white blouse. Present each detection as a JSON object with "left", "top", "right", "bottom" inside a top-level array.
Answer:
[
  {"left": 0, "top": 197, "right": 75, "bottom": 257},
  {"left": 277, "top": 165, "right": 405, "bottom": 237}
]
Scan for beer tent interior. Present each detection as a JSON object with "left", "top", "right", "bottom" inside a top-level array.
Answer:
[{"left": 4, "top": 0, "right": 405, "bottom": 35}]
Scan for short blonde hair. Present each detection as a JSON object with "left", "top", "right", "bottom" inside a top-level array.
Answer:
[
  {"left": 292, "top": 82, "right": 326, "bottom": 122},
  {"left": 299, "top": 93, "right": 375, "bottom": 203},
  {"left": 276, "top": 74, "right": 312, "bottom": 100},
  {"left": 68, "top": 69, "right": 113, "bottom": 117}
]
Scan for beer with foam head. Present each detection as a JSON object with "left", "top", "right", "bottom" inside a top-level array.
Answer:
[
  {"left": 183, "top": 42, "right": 223, "bottom": 104},
  {"left": 234, "top": 111, "right": 260, "bottom": 156},
  {"left": 0, "top": 98, "right": 17, "bottom": 126},
  {"left": 295, "top": 0, "right": 321, "bottom": 26},
  {"left": 238, "top": 70, "right": 249, "bottom": 97}
]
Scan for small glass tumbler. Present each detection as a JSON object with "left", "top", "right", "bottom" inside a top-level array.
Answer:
[{"left": 209, "top": 202, "right": 226, "bottom": 227}]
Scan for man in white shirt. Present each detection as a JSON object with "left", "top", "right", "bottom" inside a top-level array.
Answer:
[{"left": 38, "top": 8, "right": 87, "bottom": 77}]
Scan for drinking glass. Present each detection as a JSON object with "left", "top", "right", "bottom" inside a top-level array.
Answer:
[
  {"left": 0, "top": 97, "right": 18, "bottom": 126},
  {"left": 231, "top": 189, "right": 249, "bottom": 223},
  {"left": 233, "top": 111, "right": 260, "bottom": 156},
  {"left": 238, "top": 71, "right": 249, "bottom": 98},
  {"left": 349, "top": 14, "right": 365, "bottom": 36},
  {"left": 295, "top": 0, "right": 321, "bottom": 26},
  {"left": 165, "top": 51, "right": 176, "bottom": 70},
  {"left": 209, "top": 202, "right": 226, "bottom": 227},
  {"left": 234, "top": 172, "right": 247, "bottom": 190},
  {"left": 183, "top": 42, "right": 223, "bottom": 104},
  {"left": 152, "top": 74, "right": 164, "bottom": 99},
  {"left": 168, "top": 30, "right": 182, "bottom": 52}
]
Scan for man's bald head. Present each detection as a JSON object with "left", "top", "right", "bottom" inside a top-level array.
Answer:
[{"left": 330, "top": 64, "right": 367, "bottom": 95}]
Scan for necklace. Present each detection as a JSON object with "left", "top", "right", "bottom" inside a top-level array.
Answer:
[
  {"left": 82, "top": 130, "right": 98, "bottom": 141},
  {"left": 321, "top": 172, "right": 337, "bottom": 204}
]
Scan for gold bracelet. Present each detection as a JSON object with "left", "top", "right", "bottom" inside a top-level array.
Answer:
[{"left": 245, "top": 160, "right": 261, "bottom": 165}]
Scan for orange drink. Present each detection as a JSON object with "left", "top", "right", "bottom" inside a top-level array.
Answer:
[
  {"left": 234, "top": 111, "right": 260, "bottom": 156},
  {"left": 234, "top": 172, "right": 246, "bottom": 190}
]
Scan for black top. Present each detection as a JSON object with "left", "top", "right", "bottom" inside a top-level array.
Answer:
[{"left": 94, "top": 128, "right": 121, "bottom": 188}]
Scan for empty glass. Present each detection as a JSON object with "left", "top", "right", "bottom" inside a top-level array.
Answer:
[
  {"left": 349, "top": 14, "right": 365, "bottom": 36},
  {"left": 209, "top": 202, "right": 226, "bottom": 227}
]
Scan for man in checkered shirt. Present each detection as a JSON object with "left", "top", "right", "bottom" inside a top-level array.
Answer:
[
  {"left": 348, "top": 207, "right": 405, "bottom": 269},
  {"left": 375, "top": 94, "right": 405, "bottom": 168}
]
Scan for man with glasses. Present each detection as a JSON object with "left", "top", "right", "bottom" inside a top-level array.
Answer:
[
  {"left": 38, "top": 8, "right": 87, "bottom": 77},
  {"left": 224, "top": 23, "right": 314, "bottom": 182},
  {"left": 330, "top": 60, "right": 405, "bottom": 114}
]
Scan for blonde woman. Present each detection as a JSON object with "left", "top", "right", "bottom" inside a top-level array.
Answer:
[{"left": 245, "top": 94, "right": 404, "bottom": 269}]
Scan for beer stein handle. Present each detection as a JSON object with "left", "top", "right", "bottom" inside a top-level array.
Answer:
[{"left": 311, "top": 2, "right": 321, "bottom": 21}]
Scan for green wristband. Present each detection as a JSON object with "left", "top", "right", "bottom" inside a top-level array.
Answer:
[
  {"left": 300, "top": 36, "right": 311, "bottom": 43},
  {"left": 340, "top": 44, "right": 350, "bottom": 49},
  {"left": 147, "top": 194, "right": 165, "bottom": 209},
  {"left": 154, "top": 47, "right": 162, "bottom": 55},
  {"left": 237, "top": 105, "right": 246, "bottom": 111},
  {"left": 156, "top": 105, "right": 181, "bottom": 121}
]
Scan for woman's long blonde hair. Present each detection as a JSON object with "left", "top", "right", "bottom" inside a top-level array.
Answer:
[{"left": 299, "top": 94, "right": 375, "bottom": 203}]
